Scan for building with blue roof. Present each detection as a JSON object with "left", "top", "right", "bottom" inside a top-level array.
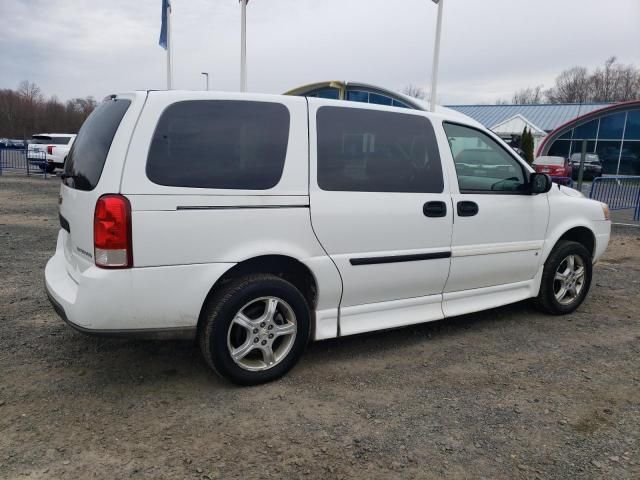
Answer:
[
  {"left": 445, "top": 103, "right": 613, "bottom": 132},
  {"left": 285, "top": 81, "right": 639, "bottom": 175}
]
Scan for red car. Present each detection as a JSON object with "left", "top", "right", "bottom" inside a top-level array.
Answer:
[{"left": 533, "top": 156, "right": 572, "bottom": 184}]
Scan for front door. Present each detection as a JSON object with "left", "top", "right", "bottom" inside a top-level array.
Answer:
[
  {"left": 440, "top": 122, "right": 549, "bottom": 311},
  {"left": 308, "top": 100, "right": 453, "bottom": 336}
]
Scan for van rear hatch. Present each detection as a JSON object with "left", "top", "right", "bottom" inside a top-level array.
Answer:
[{"left": 58, "top": 93, "right": 145, "bottom": 279}]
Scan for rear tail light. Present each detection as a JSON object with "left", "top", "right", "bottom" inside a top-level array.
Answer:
[
  {"left": 94, "top": 194, "right": 132, "bottom": 268},
  {"left": 47, "top": 145, "right": 54, "bottom": 155}
]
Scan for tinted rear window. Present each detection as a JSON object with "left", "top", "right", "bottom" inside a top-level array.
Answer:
[
  {"left": 570, "top": 153, "right": 599, "bottom": 163},
  {"left": 534, "top": 156, "right": 564, "bottom": 166},
  {"left": 316, "top": 106, "right": 443, "bottom": 193},
  {"left": 63, "top": 98, "right": 130, "bottom": 190},
  {"left": 146, "top": 100, "right": 290, "bottom": 190},
  {"left": 32, "top": 136, "right": 71, "bottom": 145}
]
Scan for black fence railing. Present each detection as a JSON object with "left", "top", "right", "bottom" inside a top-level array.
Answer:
[
  {"left": 0, "top": 148, "right": 49, "bottom": 178},
  {"left": 590, "top": 176, "right": 640, "bottom": 221}
]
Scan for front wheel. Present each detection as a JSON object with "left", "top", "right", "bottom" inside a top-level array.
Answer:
[
  {"left": 536, "top": 240, "right": 592, "bottom": 315},
  {"left": 199, "top": 274, "right": 310, "bottom": 385}
]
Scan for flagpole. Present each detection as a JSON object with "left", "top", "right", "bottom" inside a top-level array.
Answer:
[
  {"left": 430, "top": 0, "right": 443, "bottom": 112},
  {"left": 166, "top": 1, "right": 172, "bottom": 90},
  {"left": 240, "top": 0, "right": 247, "bottom": 92}
]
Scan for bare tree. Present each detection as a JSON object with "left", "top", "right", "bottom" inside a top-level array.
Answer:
[
  {"left": 17, "top": 80, "right": 43, "bottom": 104},
  {"left": 402, "top": 84, "right": 427, "bottom": 100},
  {"left": 532, "top": 57, "right": 640, "bottom": 104},
  {"left": 590, "top": 56, "right": 640, "bottom": 102},
  {"left": 512, "top": 85, "right": 544, "bottom": 104},
  {"left": 545, "top": 66, "right": 591, "bottom": 103},
  {"left": 0, "top": 82, "right": 96, "bottom": 139}
]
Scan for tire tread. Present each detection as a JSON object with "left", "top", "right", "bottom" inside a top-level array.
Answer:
[
  {"left": 198, "top": 274, "right": 310, "bottom": 385},
  {"left": 535, "top": 240, "right": 592, "bottom": 315}
]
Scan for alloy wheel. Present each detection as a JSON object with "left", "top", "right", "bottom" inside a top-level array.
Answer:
[
  {"left": 226, "top": 296, "right": 297, "bottom": 372},
  {"left": 553, "top": 254, "right": 586, "bottom": 306}
]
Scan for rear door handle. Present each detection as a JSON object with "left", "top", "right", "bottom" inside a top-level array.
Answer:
[
  {"left": 457, "top": 201, "right": 479, "bottom": 217},
  {"left": 423, "top": 201, "right": 447, "bottom": 217}
]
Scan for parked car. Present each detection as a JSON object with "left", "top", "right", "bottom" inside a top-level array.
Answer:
[
  {"left": 45, "top": 92, "right": 611, "bottom": 385},
  {"left": 569, "top": 153, "right": 603, "bottom": 180},
  {"left": 0, "top": 138, "right": 8, "bottom": 148},
  {"left": 27, "top": 133, "right": 76, "bottom": 173},
  {"left": 533, "top": 155, "right": 573, "bottom": 184},
  {"left": 454, "top": 148, "right": 520, "bottom": 179}
]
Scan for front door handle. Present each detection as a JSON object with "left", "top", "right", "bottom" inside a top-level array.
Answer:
[
  {"left": 457, "top": 201, "right": 479, "bottom": 217},
  {"left": 423, "top": 201, "right": 447, "bottom": 217}
]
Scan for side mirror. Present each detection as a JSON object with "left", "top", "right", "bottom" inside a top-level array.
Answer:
[{"left": 530, "top": 172, "right": 552, "bottom": 194}]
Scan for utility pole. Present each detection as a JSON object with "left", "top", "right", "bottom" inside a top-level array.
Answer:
[
  {"left": 240, "top": 0, "right": 248, "bottom": 92},
  {"left": 430, "top": 0, "right": 444, "bottom": 112},
  {"left": 166, "top": 1, "right": 173, "bottom": 89}
]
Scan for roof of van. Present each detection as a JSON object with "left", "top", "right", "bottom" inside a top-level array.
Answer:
[{"left": 136, "top": 89, "right": 483, "bottom": 128}]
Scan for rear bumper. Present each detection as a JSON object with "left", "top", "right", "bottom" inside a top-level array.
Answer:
[
  {"left": 45, "top": 281, "right": 196, "bottom": 339},
  {"left": 45, "top": 230, "right": 234, "bottom": 338}
]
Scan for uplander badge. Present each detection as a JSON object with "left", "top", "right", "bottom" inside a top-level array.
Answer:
[{"left": 76, "top": 247, "right": 93, "bottom": 259}]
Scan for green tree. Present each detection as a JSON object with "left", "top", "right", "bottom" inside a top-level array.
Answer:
[{"left": 521, "top": 126, "right": 534, "bottom": 164}]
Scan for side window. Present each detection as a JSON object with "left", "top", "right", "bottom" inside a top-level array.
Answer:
[
  {"left": 146, "top": 100, "right": 290, "bottom": 190},
  {"left": 317, "top": 107, "right": 443, "bottom": 193},
  {"left": 443, "top": 122, "right": 527, "bottom": 193}
]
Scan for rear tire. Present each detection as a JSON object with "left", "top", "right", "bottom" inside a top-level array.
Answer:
[
  {"left": 199, "top": 274, "right": 310, "bottom": 386},
  {"left": 536, "top": 240, "right": 592, "bottom": 315}
]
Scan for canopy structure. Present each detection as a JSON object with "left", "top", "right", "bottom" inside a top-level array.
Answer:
[
  {"left": 284, "top": 81, "right": 479, "bottom": 126},
  {"left": 491, "top": 114, "right": 547, "bottom": 151}
]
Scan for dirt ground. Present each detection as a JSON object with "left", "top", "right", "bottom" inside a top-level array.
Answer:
[{"left": 1, "top": 174, "right": 639, "bottom": 480}]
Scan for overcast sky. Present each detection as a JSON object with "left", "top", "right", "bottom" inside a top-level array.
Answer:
[{"left": 1, "top": 0, "right": 639, "bottom": 104}]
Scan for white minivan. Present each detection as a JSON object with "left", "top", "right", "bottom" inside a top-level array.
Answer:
[{"left": 45, "top": 91, "right": 611, "bottom": 385}]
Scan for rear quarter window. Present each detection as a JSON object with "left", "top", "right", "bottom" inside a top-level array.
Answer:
[
  {"left": 146, "top": 100, "right": 290, "bottom": 190},
  {"left": 63, "top": 98, "right": 131, "bottom": 191}
]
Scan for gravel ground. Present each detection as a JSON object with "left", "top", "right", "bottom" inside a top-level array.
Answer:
[{"left": 1, "top": 174, "right": 639, "bottom": 480}]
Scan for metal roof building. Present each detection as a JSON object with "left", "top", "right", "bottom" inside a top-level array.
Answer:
[
  {"left": 445, "top": 103, "right": 614, "bottom": 132},
  {"left": 285, "top": 82, "right": 638, "bottom": 175}
]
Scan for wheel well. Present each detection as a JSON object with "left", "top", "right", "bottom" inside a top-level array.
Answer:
[
  {"left": 557, "top": 227, "right": 595, "bottom": 257},
  {"left": 198, "top": 255, "right": 318, "bottom": 331}
]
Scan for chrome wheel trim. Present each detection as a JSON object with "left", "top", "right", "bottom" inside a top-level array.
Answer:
[
  {"left": 226, "top": 296, "right": 297, "bottom": 372},
  {"left": 553, "top": 254, "right": 586, "bottom": 305}
]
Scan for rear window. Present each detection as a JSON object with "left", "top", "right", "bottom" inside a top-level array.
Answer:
[
  {"left": 534, "top": 156, "right": 564, "bottom": 166},
  {"left": 146, "top": 100, "right": 290, "bottom": 190},
  {"left": 570, "top": 153, "right": 599, "bottom": 163},
  {"left": 317, "top": 106, "right": 443, "bottom": 193},
  {"left": 63, "top": 98, "right": 131, "bottom": 191},
  {"left": 32, "top": 136, "right": 71, "bottom": 145}
]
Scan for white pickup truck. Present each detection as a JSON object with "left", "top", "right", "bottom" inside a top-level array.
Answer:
[{"left": 27, "top": 133, "right": 76, "bottom": 173}]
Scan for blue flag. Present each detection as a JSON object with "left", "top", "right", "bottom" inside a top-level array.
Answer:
[{"left": 159, "top": 0, "right": 170, "bottom": 50}]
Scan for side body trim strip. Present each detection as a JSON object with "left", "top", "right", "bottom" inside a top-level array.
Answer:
[
  {"left": 176, "top": 205, "right": 309, "bottom": 211},
  {"left": 350, "top": 251, "right": 451, "bottom": 266}
]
